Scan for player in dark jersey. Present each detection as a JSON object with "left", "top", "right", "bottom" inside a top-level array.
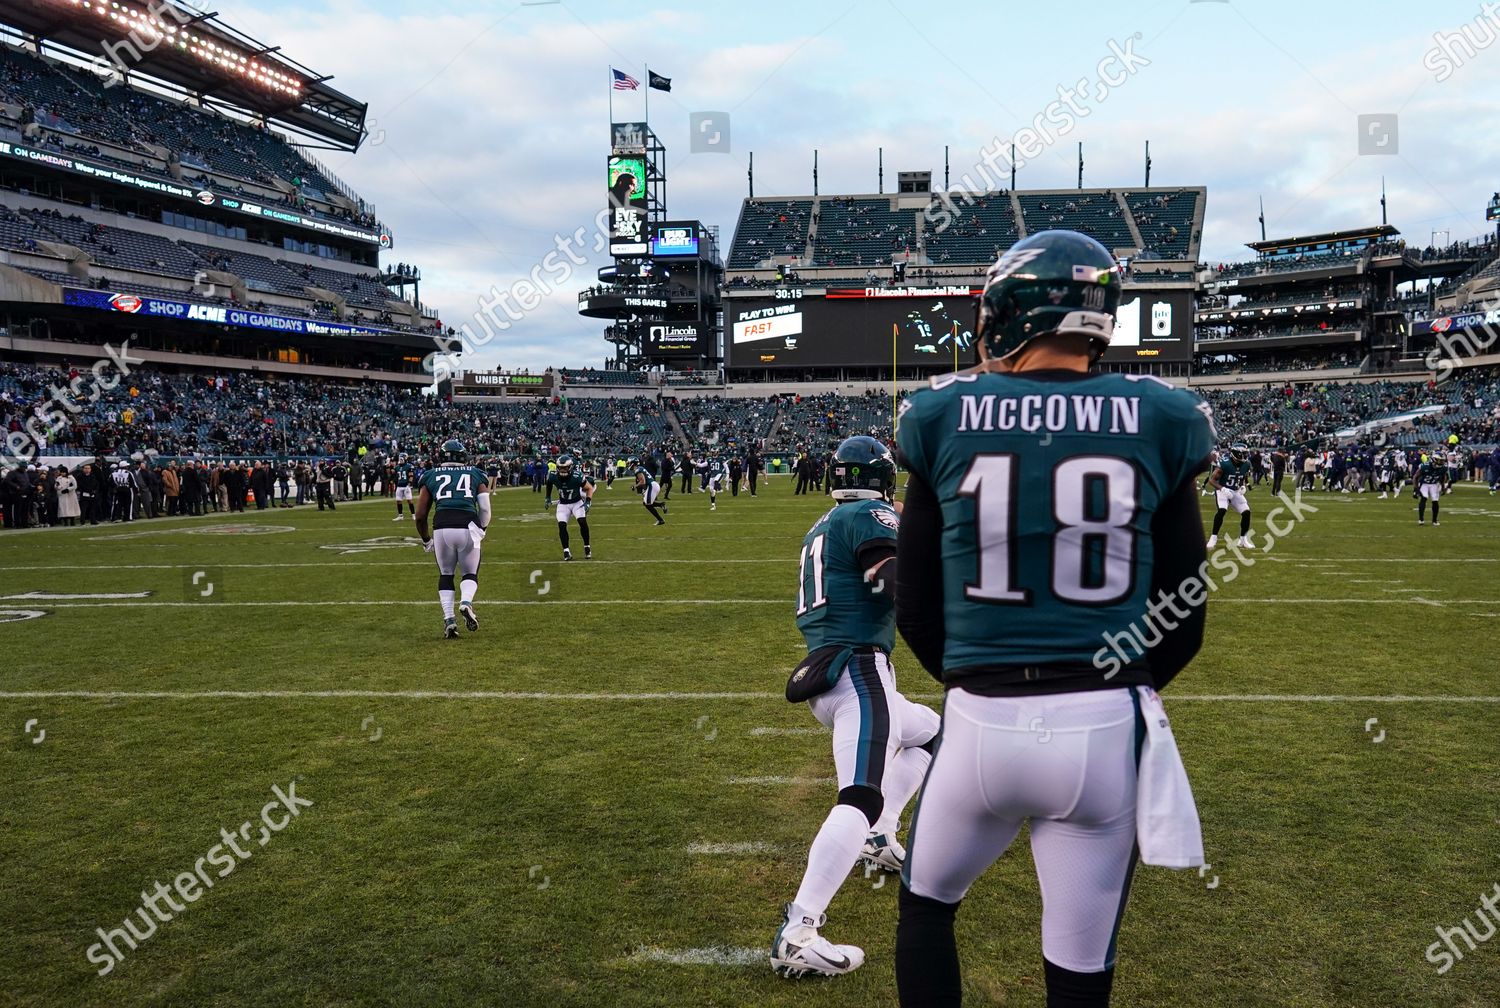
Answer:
[
  {"left": 771, "top": 436, "right": 939, "bottom": 979},
  {"left": 1206, "top": 442, "right": 1253, "bottom": 549},
  {"left": 701, "top": 454, "right": 725, "bottom": 510},
  {"left": 545, "top": 454, "right": 595, "bottom": 559},
  {"left": 414, "top": 439, "right": 491, "bottom": 638},
  {"left": 631, "top": 457, "right": 666, "bottom": 525},
  {"left": 892, "top": 231, "right": 1214, "bottom": 1008},
  {"left": 1416, "top": 448, "right": 1447, "bottom": 526},
  {"left": 392, "top": 454, "right": 417, "bottom": 521}
]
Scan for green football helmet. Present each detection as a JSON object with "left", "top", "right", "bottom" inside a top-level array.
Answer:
[
  {"left": 976, "top": 229, "right": 1122, "bottom": 361},
  {"left": 830, "top": 435, "right": 896, "bottom": 502},
  {"left": 1229, "top": 443, "right": 1249, "bottom": 463},
  {"left": 440, "top": 438, "right": 466, "bottom": 462},
  {"left": 557, "top": 454, "right": 575, "bottom": 476}
]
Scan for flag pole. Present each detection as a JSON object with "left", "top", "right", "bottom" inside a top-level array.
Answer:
[
  {"left": 643, "top": 64, "right": 649, "bottom": 128},
  {"left": 608, "top": 67, "right": 614, "bottom": 127},
  {"left": 892, "top": 323, "right": 898, "bottom": 431}
]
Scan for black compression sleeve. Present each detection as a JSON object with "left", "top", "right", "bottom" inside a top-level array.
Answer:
[
  {"left": 896, "top": 473, "right": 946, "bottom": 682},
  {"left": 855, "top": 540, "right": 897, "bottom": 595},
  {"left": 1146, "top": 477, "right": 1208, "bottom": 690}
]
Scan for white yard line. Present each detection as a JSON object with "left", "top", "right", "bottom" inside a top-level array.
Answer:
[
  {"left": 0, "top": 559, "right": 794, "bottom": 571},
  {"left": 685, "top": 842, "right": 785, "bottom": 855},
  {"left": 3, "top": 690, "right": 1498, "bottom": 703},
  {"left": 627, "top": 946, "right": 764, "bottom": 967}
]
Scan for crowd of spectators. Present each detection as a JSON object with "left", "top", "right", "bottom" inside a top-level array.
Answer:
[{"left": 7, "top": 360, "right": 1500, "bottom": 530}]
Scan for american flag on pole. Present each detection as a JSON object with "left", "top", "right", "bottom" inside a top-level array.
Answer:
[{"left": 611, "top": 69, "right": 640, "bottom": 90}]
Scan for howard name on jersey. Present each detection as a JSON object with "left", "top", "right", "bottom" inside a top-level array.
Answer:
[
  {"left": 796, "top": 499, "right": 901, "bottom": 654},
  {"left": 421, "top": 463, "right": 487, "bottom": 527},
  {"left": 896, "top": 370, "right": 1213, "bottom": 681}
]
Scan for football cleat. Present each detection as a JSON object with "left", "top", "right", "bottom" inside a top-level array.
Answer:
[
  {"left": 443, "top": 618, "right": 459, "bottom": 640},
  {"left": 393, "top": 514, "right": 404, "bottom": 521},
  {"left": 1236, "top": 535, "right": 1252, "bottom": 549},
  {"left": 459, "top": 602, "right": 478, "bottom": 632},
  {"left": 770, "top": 904, "right": 865, "bottom": 979},
  {"left": 563, "top": 548, "right": 573, "bottom": 561},
  {"left": 583, "top": 545, "right": 592, "bottom": 559},
  {"left": 654, "top": 519, "right": 666, "bottom": 526},
  {"left": 1205, "top": 534, "right": 1218, "bottom": 548},
  {"left": 1432, "top": 520, "right": 1441, "bottom": 526},
  {"left": 859, "top": 834, "right": 905, "bottom": 874}
]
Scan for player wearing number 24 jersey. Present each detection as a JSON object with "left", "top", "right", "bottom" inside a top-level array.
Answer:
[
  {"left": 892, "top": 230, "right": 1214, "bottom": 1008},
  {"left": 415, "top": 439, "right": 491, "bottom": 639}
]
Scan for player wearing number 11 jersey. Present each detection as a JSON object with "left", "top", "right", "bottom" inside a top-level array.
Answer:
[
  {"left": 892, "top": 230, "right": 1214, "bottom": 1007},
  {"left": 771, "top": 436, "right": 939, "bottom": 980}
]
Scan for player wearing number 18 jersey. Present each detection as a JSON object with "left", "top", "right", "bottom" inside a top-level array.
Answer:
[
  {"left": 415, "top": 439, "right": 491, "bottom": 639},
  {"left": 892, "top": 231, "right": 1214, "bottom": 1007}
]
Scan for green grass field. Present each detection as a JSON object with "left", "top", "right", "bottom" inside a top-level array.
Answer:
[{"left": 3, "top": 477, "right": 1499, "bottom": 1007}]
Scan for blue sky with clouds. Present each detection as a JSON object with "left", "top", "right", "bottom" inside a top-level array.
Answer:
[{"left": 222, "top": 0, "right": 1500, "bottom": 370}]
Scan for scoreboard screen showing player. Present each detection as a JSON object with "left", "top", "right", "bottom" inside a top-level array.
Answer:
[
  {"left": 1101, "top": 289, "right": 1194, "bottom": 363},
  {"left": 728, "top": 287, "right": 981, "bottom": 368},
  {"left": 728, "top": 286, "right": 1194, "bottom": 367}
]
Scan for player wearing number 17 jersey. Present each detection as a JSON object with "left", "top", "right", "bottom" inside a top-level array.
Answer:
[
  {"left": 892, "top": 231, "right": 1214, "bottom": 1008},
  {"left": 545, "top": 455, "right": 595, "bottom": 559},
  {"left": 415, "top": 439, "right": 491, "bottom": 639}
]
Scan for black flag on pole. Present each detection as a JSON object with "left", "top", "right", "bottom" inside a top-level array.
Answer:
[{"left": 648, "top": 70, "right": 671, "bottom": 92}]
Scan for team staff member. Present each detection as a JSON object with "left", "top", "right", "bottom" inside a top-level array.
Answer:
[
  {"left": 660, "top": 450, "right": 676, "bottom": 501},
  {"left": 892, "top": 231, "right": 1213, "bottom": 1008},
  {"left": 747, "top": 447, "right": 762, "bottom": 497}
]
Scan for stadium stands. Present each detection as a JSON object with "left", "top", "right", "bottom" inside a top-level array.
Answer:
[
  {"left": 1015, "top": 192, "right": 1137, "bottom": 251},
  {"left": 1124, "top": 189, "right": 1199, "bottom": 259},
  {"left": 726, "top": 199, "right": 813, "bottom": 268},
  {"left": 811, "top": 197, "right": 916, "bottom": 268},
  {"left": 922, "top": 193, "right": 1019, "bottom": 265}
]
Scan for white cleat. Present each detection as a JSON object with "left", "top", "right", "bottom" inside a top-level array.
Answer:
[
  {"left": 1236, "top": 535, "right": 1252, "bottom": 549},
  {"left": 459, "top": 602, "right": 478, "bottom": 632},
  {"left": 1205, "top": 534, "right": 1218, "bottom": 549},
  {"left": 859, "top": 833, "right": 905, "bottom": 874},
  {"left": 770, "top": 904, "right": 864, "bottom": 979},
  {"left": 393, "top": 515, "right": 403, "bottom": 521}
]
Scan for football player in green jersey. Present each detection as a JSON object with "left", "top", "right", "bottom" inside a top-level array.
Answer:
[
  {"left": 392, "top": 453, "right": 417, "bottom": 521},
  {"left": 1416, "top": 448, "right": 1447, "bottom": 526},
  {"left": 892, "top": 231, "right": 1214, "bottom": 1008},
  {"left": 414, "top": 438, "right": 491, "bottom": 639},
  {"left": 772, "top": 436, "right": 940, "bottom": 980},
  {"left": 545, "top": 454, "right": 595, "bottom": 560},
  {"left": 631, "top": 457, "right": 666, "bottom": 525},
  {"left": 1206, "top": 442, "right": 1253, "bottom": 549}
]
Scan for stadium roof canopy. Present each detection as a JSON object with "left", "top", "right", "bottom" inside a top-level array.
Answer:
[
  {"left": 2, "top": 0, "right": 367, "bottom": 150},
  {"left": 1247, "top": 224, "right": 1399, "bottom": 255}
]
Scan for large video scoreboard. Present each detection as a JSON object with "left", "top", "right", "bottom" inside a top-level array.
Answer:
[{"left": 726, "top": 286, "right": 1193, "bottom": 368}]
